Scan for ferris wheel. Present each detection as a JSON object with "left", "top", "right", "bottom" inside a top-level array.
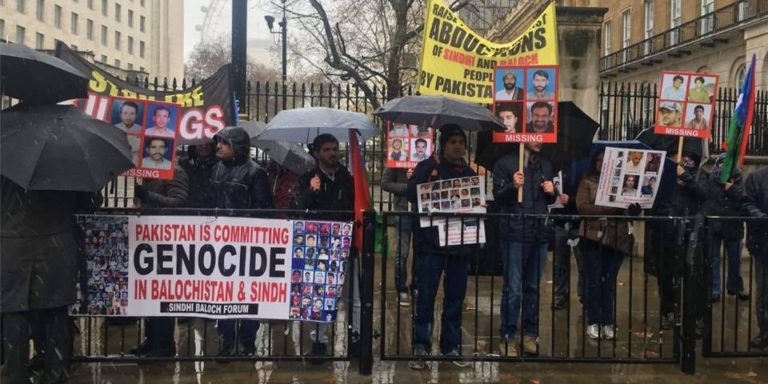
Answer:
[{"left": 195, "top": 0, "right": 269, "bottom": 44}]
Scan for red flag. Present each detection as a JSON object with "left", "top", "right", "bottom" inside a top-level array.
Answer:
[{"left": 349, "top": 129, "right": 370, "bottom": 250}]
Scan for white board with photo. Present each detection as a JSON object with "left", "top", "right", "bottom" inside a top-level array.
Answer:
[{"left": 595, "top": 147, "right": 666, "bottom": 209}]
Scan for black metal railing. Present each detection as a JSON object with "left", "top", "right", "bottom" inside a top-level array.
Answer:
[{"left": 601, "top": 0, "right": 768, "bottom": 72}]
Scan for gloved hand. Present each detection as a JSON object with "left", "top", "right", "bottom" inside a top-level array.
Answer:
[
  {"left": 626, "top": 203, "right": 642, "bottom": 217},
  {"left": 134, "top": 185, "right": 148, "bottom": 201}
]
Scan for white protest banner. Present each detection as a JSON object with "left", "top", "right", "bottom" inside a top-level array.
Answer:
[
  {"left": 416, "top": 176, "right": 486, "bottom": 228},
  {"left": 595, "top": 147, "right": 666, "bottom": 209},
  {"left": 74, "top": 215, "right": 352, "bottom": 323}
]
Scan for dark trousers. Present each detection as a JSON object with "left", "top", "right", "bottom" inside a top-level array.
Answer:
[
  {"left": 412, "top": 249, "right": 469, "bottom": 354},
  {"left": 2, "top": 306, "right": 71, "bottom": 384},
  {"left": 583, "top": 240, "right": 625, "bottom": 325},
  {"left": 144, "top": 318, "right": 175, "bottom": 353},
  {"left": 552, "top": 225, "right": 584, "bottom": 298},
  {"left": 754, "top": 251, "right": 768, "bottom": 333},
  {"left": 217, "top": 320, "right": 258, "bottom": 352}
]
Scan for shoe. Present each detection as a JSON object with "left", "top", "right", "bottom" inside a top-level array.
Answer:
[
  {"left": 660, "top": 312, "right": 675, "bottom": 330},
  {"left": 587, "top": 324, "right": 600, "bottom": 340},
  {"left": 602, "top": 325, "right": 615, "bottom": 340},
  {"left": 498, "top": 339, "right": 518, "bottom": 357},
  {"left": 307, "top": 342, "right": 328, "bottom": 365},
  {"left": 240, "top": 344, "right": 255, "bottom": 357},
  {"left": 398, "top": 292, "right": 411, "bottom": 307},
  {"left": 711, "top": 293, "right": 721, "bottom": 303},
  {"left": 552, "top": 294, "right": 567, "bottom": 310},
  {"left": 749, "top": 332, "right": 768, "bottom": 350},
  {"left": 727, "top": 289, "right": 750, "bottom": 301},
  {"left": 215, "top": 347, "right": 233, "bottom": 364},
  {"left": 348, "top": 332, "right": 361, "bottom": 359},
  {"left": 143, "top": 347, "right": 175, "bottom": 358},
  {"left": 443, "top": 349, "right": 471, "bottom": 368},
  {"left": 408, "top": 345, "right": 428, "bottom": 370},
  {"left": 129, "top": 340, "right": 153, "bottom": 356},
  {"left": 522, "top": 336, "right": 538, "bottom": 356},
  {"left": 27, "top": 354, "right": 44, "bottom": 372}
]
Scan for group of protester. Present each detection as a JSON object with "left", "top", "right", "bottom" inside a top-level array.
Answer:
[
  {"left": 384, "top": 125, "right": 768, "bottom": 368},
  {"left": 0, "top": 127, "right": 357, "bottom": 383}
]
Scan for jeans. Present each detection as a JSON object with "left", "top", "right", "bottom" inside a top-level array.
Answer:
[
  {"left": 710, "top": 235, "right": 744, "bottom": 295},
  {"left": 394, "top": 215, "right": 413, "bottom": 294},
  {"left": 583, "top": 240, "right": 625, "bottom": 326},
  {"left": 499, "top": 241, "right": 548, "bottom": 339},
  {"left": 217, "top": 320, "right": 258, "bottom": 352},
  {"left": 553, "top": 224, "right": 583, "bottom": 298},
  {"left": 412, "top": 249, "right": 469, "bottom": 354}
]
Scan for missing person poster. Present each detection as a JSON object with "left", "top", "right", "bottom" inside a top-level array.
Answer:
[
  {"left": 595, "top": 147, "right": 666, "bottom": 209},
  {"left": 73, "top": 215, "right": 352, "bottom": 323},
  {"left": 111, "top": 97, "right": 180, "bottom": 180},
  {"left": 416, "top": 176, "right": 487, "bottom": 245},
  {"left": 56, "top": 42, "right": 233, "bottom": 145},
  {"left": 386, "top": 121, "right": 435, "bottom": 169},
  {"left": 654, "top": 71, "right": 719, "bottom": 139},
  {"left": 492, "top": 66, "right": 559, "bottom": 143},
  {"left": 418, "top": 0, "right": 558, "bottom": 103}
]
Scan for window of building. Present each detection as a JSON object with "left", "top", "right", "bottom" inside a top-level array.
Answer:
[
  {"left": 0, "top": 20, "right": 5, "bottom": 41},
  {"left": 71, "top": 13, "right": 79, "bottom": 35},
  {"left": 16, "top": 25, "right": 25, "bottom": 45},
  {"left": 101, "top": 25, "right": 107, "bottom": 46},
  {"left": 622, "top": 10, "right": 631, "bottom": 62},
  {"left": 127, "top": 35, "right": 133, "bottom": 54},
  {"left": 701, "top": 0, "right": 714, "bottom": 34},
  {"left": 127, "top": 63, "right": 133, "bottom": 70},
  {"left": 140, "top": 15, "right": 145, "bottom": 32},
  {"left": 35, "top": 32, "right": 44, "bottom": 49},
  {"left": 735, "top": 63, "right": 746, "bottom": 90},
  {"left": 115, "top": 3, "right": 121, "bottom": 22},
  {"left": 54, "top": 5, "right": 62, "bottom": 28},
  {"left": 36, "top": 0, "right": 44, "bottom": 21},
  {"left": 603, "top": 21, "right": 612, "bottom": 56},
  {"left": 139, "top": 40, "right": 145, "bottom": 57},
  {"left": 87, "top": 0, "right": 93, "bottom": 9},
  {"left": 643, "top": 0, "right": 654, "bottom": 54},
  {"left": 114, "top": 31, "right": 120, "bottom": 50},
  {"left": 87, "top": 19, "right": 94, "bottom": 40},
  {"left": 114, "top": 58, "right": 120, "bottom": 68},
  {"left": 101, "top": 0, "right": 107, "bottom": 16},
  {"left": 17, "top": 0, "right": 25, "bottom": 14},
  {"left": 100, "top": 54, "right": 107, "bottom": 63},
  {"left": 140, "top": 66, "right": 145, "bottom": 72},
  {"left": 128, "top": 9, "right": 133, "bottom": 27},
  {"left": 670, "top": 0, "right": 681, "bottom": 44},
  {"left": 140, "top": 0, "right": 144, "bottom": 6}
]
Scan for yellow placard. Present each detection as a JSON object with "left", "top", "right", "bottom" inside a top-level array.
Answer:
[{"left": 418, "top": 0, "right": 559, "bottom": 104}]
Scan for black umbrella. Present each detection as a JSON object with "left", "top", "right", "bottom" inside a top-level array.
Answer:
[
  {"left": 635, "top": 127, "right": 704, "bottom": 157},
  {"left": 0, "top": 43, "right": 89, "bottom": 104},
  {"left": 1, "top": 104, "right": 134, "bottom": 192},
  {"left": 374, "top": 95, "right": 504, "bottom": 132},
  {"left": 474, "top": 101, "right": 599, "bottom": 171}
]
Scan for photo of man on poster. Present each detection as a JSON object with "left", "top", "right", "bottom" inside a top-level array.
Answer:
[
  {"left": 389, "top": 138, "right": 407, "bottom": 161},
  {"left": 685, "top": 104, "right": 709, "bottom": 130},
  {"left": 687, "top": 76, "right": 712, "bottom": 103},
  {"left": 113, "top": 101, "right": 143, "bottom": 134},
  {"left": 141, "top": 138, "right": 173, "bottom": 170},
  {"left": 526, "top": 102, "right": 555, "bottom": 133},
  {"left": 526, "top": 69, "right": 555, "bottom": 100},
  {"left": 144, "top": 105, "right": 176, "bottom": 138},
  {"left": 495, "top": 70, "right": 524, "bottom": 101},
  {"left": 495, "top": 103, "right": 521, "bottom": 133},
  {"left": 410, "top": 138, "right": 429, "bottom": 162},
  {"left": 661, "top": 74, "right": 686, "bottom": 100},
  {"left": 657, "top": 102, "right": 682, "bottom": 127}
]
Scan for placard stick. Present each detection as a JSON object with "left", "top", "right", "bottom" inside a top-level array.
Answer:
[
  {"left": 518, "top": 143, "right": 524, "bottom": 203},
  {"left": 676, "top": 136, "right": 684, "bottom": 163}
]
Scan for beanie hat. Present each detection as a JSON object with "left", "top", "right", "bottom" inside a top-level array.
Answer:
[{"left": 438, "top": 124, "right": 466, "bottom": 149}]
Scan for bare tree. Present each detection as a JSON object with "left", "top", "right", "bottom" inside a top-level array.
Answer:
[
  {"left": 184, "top": 36, "right": 282, "bottom": 84},
  {"left": 294, "top": 0, "right": 467, "bottom": 109}
]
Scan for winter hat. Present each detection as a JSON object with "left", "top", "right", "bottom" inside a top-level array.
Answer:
[{"left": 438, "top": 124, "right": 466, "bottom": 149}]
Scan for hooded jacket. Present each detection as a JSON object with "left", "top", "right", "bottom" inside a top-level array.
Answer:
[
  {"left": 211, "top": 127, "right": 274, "bottom": 210},
  {"left": 292, "top": 165, "right": 354, "bottom": 221},
  {"left": 179, "top": 144, "right": 217, "bottom": 209}
]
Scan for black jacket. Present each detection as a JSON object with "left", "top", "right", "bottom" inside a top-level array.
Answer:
[
  {"left": 211, "top": 128, "right": 274, "bottom": 210},
  {"left": 141, "top": 165, "right": 189, "bottom": 209},
  {"left": 678, "top": 168, "right": 744, "bottom": 240},
  {"left": 179, "top": 146, "right": 217, "bottom": 209},
  {"left": 292, "top": 165, "right": 354, "bottom": 220},
  {"left": 732, "top": 166, "right": 768, "bottom": 255},
  {"left": 492, "top": 150, "right": 556, "bottom": 243},
  {"left": 406, "top": 156, "right": 476, "bottom": 252}
]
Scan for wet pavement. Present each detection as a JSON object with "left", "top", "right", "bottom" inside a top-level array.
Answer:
[{"left": 57, "top": 230, "right": 768, "bottom": 383}]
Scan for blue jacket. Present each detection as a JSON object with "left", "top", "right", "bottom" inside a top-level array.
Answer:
[
  {"left": 406, "top": 156, "right": 476, "bottom": 252},
  {"left": 492, "top": 150, "right": 556, "bottom": 243}
]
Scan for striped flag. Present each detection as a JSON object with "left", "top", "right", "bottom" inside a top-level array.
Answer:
[
  {"left": 721, "top": 54, "right": 757, "bottom": 183},
  {"left": 349, "top": 129, "right": 371, "bottom": 250}
]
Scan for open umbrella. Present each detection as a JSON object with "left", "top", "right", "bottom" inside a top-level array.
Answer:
[
  {"left": 256, "top": 107, "right": 380, "bottom": 143},
  {"left": 474, "top": 101, "right": 599, "bottom": 171},
  {"left": 239, "top": 120, "right": 315, "bottom": 175},
  {"left": 1, "top": 104, "right": 133, "bottom": 192},
  {"left": 374, "top": 95, "right": 504, "bottom": 132},
  {"left": 0, "top": 43, "right": 89, "bottom": 104}
]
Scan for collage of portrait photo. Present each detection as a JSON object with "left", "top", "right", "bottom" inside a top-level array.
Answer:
[{"left": 289, "top": 220, "right": 352, "bottom": 322}]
